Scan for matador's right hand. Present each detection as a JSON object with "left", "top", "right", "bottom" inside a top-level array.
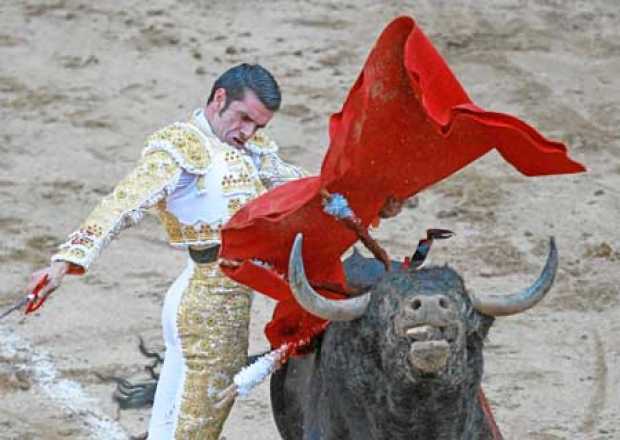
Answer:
[{"left": 26, "top": 261, "right": 70, "bottom": 302}]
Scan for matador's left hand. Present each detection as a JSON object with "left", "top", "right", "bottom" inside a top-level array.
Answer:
[{"left": 379, "top": 196, "right": 404, "bottom": 219}]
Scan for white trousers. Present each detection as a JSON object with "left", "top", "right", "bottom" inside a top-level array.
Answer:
[{"left": 148, "top": 260, "right": 194, "bottom": 439}]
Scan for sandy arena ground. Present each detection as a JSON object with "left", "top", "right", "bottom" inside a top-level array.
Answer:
[{"left": 0, "top": 0, "right": 618, "bottom": 439}]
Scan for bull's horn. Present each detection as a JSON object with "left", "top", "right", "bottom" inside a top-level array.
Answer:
[
  {"left": 470, "top": 237, "right": 558, "bottom": 317},
  {"left": 288, "top": 233, "right": 371, "bottom": 321}
]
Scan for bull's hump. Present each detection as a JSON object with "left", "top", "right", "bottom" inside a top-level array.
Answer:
[
  {"left": 344, "top": 250, "right": 464, "bottom": 293},
  {"left": 343, "top": 248, "right": 403, "bottom": 288}
]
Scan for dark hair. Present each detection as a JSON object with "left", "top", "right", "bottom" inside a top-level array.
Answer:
[{"left": 207, "top": 63, "right": 281, "bottom": 112}]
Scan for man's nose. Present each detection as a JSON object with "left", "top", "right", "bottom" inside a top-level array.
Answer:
[{"left": 240, "top": 122, "right": 256, "bottom": 139}]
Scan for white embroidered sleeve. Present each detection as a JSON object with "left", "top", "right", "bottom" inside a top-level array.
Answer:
[
  {"left": 246, "top": 130, "right": 309, "bottom": 190},
  {"left": 51, "top": 150, "right": 182, "bottom": 270},
  {"left": 257, "top": 152, "right": 309, "bottom": 189}
]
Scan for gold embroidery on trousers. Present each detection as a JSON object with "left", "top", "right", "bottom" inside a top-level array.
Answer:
[{"left": 175, "top": 263, "right": 251, "bottom": 440}]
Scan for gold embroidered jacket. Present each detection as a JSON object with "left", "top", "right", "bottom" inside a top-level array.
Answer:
[{"left": 51, "top": 111, "right": 307, "bottom": 270}]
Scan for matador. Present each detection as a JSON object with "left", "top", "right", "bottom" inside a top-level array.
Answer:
[{"left": 26, "top": 63, "right": 306, "bottom": 439}]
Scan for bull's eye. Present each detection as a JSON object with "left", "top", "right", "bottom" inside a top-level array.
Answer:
[
  {"left": 438, "top": 298, "right": 448, "bottom": 309},
  {"left": 412, "top": 299, "right": 422, "bottom": 310}
]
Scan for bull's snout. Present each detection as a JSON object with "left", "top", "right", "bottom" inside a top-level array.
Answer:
[
  {"left": 406, "top": 294, "right": 454, "bottom": 322},
  {"left": 399, "top": 294, "right": 457, "bottom": 374}
]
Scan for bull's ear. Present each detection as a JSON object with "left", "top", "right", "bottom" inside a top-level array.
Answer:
[{"left": 465, "top": 306, "right": 495, "bottom": 341}]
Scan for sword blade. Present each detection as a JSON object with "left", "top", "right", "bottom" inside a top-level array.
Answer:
[{"left": 0, "top": 297, "right": 29, "bottom": 320}]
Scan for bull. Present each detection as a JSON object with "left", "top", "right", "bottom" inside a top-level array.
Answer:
[{"left": 270, "top": 234, "right": 558, "bottom": 440}]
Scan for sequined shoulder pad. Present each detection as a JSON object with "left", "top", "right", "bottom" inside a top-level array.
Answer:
[
  {"left": 246, "top": 129, "right": 279, "bottom": 156},
  {"left": 143, "top": 123, "right": 212, "bottom": 175}
]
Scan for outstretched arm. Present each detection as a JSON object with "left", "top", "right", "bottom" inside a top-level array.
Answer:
[{"left": 26, "top": 150, "right": 182, "bottom": 298}]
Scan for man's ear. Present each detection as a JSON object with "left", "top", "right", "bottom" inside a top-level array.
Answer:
[{"left": 213, "top": 88, "right": 227, "bottom": 113}]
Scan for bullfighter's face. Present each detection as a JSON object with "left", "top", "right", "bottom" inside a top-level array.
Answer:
[{"left": 206, "top": 87, "right": 273, "bottom": 149}]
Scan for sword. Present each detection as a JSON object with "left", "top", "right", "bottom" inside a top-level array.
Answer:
[{"left": 0, "top": 274, "right": 50, "bottom": 320}]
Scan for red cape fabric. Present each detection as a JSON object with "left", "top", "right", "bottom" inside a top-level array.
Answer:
[{"left": 221, "top": 16, "right": 585, "bottom": 348}]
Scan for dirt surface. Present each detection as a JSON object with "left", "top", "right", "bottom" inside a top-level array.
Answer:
[{"left": 0, "top": 1, "right": 618, "bottom": 439}]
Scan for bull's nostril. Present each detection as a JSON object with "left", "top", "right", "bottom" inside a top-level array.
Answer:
[
  {"left": 438, "top": 298, "right": 448, "bottom": 309},
  {"left": 412, "top": 299, "right": 422, "bottom": 310}
]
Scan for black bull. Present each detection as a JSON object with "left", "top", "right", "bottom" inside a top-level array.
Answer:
[{"left": 270, "top": 235, "right": 557, "bottom": 440}]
